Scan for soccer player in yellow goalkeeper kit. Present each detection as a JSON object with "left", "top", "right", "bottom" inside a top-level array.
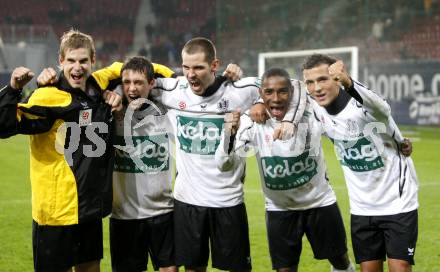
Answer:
[{"left": 0, "top": 29, "right": 122, "bottom": 272}]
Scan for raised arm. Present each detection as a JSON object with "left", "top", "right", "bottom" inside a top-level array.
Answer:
[
  {"left": 0, "top": 67, "right": 56, "bottom": 138},
  {"left": 215, "top": 112, "right": 255, "bottom": 172},
  {"left": 329, "top": 60, "right": 391, "bottom": 121}
]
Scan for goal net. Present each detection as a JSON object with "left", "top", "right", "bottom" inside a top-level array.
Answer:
[{"left": 258, "top": 46, "right": 359, "bottom": 81}]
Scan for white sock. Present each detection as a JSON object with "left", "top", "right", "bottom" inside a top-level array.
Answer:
[{"left": 331, "top": 262, "right": 355, "bottom": 272}]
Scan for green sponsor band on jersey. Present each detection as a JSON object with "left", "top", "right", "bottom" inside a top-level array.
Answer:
[
  {"left": 114, "top": 135, "right": 169, "bottom": 173},
  {"left": 333, "top": 136, "right": 384, "bottom": 172},
  {"left": 261, "top": 152, "right": 318, "bottom": 190},
  {"left": 177, "top": 115, "right": 224, "bottom": 155}
]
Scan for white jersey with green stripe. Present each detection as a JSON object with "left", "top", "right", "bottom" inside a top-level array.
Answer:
[
  {"left": 111, "top": 104, "right": 173, "bottom": 219},
  {"left": 215, "top": 100, "right": 336, "bottom": 211},
  {"left": 153, "top": 76, "right": 260, "bottom": 207},
  {"left": 312, "top": 80, "right": 419, "bottom": 216}
]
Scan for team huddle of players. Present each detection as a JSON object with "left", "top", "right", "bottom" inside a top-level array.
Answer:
[{"left": 0, "top": 29, "right": 418, "bottom": 272}]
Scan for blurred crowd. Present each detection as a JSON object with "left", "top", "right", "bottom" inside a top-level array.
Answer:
[{"left": 0, "top": 0, "right": 439, "bottom": 71}]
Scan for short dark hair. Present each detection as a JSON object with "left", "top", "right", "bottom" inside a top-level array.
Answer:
[
  {"left": 182, "top": 37, "right": 216, "bottom": 63},
  {"left": 301, "top": 54, "right": 337, "bottom": 70},
  {"left": 261, "top": 67, "right": 292, "bottom": 89},
  {"left": 121, "top": 56, "right": 154, "bottom": 82}
]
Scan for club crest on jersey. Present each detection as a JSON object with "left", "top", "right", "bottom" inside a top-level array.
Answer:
[
  {"left": 265, "top": 134, "right": 271, "bottom": 143},
  {"left": 200, "top": 103, "right": 207, "bottom": 111},
  {"left": 178, "top": 101, "right": 187, "bottom": 110},
  {"left": 346, "top": 119, "right": 361, "bottom": 137},
  {"left": 79, "top": 109, "right": 92, "bottom": 127},
  {"left": 217, "top": 98, "right": 229, "bottom": 112},
  {"left": 179, "top": 83, "right": 188, "bottom": 89}
]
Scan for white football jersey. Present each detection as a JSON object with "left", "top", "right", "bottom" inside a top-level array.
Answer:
[
  {"left": 153, "top": 76, "right": 259, "bottom": 207},
  {"left": 111, "top": 103, "right": 173, "bottom": 219},
  {"left": 312, "top": 80, "right": 419, "bottom": 216},
  {"left": 216, "top": 93, "right": 336, "bottom": 211}
]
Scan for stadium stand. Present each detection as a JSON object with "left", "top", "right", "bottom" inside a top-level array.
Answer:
[
  {"left": 0, "top": 0, "right": 439, "bottom": 72},
  {"left": 0, "top": 0, "right": 140, "bottom": 68}
]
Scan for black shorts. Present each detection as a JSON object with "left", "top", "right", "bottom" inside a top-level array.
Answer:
[
  {"left": 351, "top": 209, "right": 418, "bottom": 265},
  {"left": 32, "top": 219, "right": 103, "bottom": 272},
  {"left": 110, "top": 212, "right": 175, "bottom": 271},
  {"left": 174, "top": 200, "right": 251, "bottom": 270},
  {"left": 266, "top": 203, "right": 348, "bottom": 269}
]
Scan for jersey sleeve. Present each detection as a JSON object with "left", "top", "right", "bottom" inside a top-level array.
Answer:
[
  {"left": 92, "top": 62, "right": 175, "bottom": 91},
  {"left": 309, "top": 98, "right": 327, "bottom": 137},
  {"left": 282, "top": 79, "right": 307, "bottom": 126},
  {"left": 346, "top": 79, "right": 391, "bottom": 121},
  {"left": 0, "top": 85, "right": 59, "bottom": 138},
  {"left": 215, "top": 113, "right": 255, "bottom": 171},
  {"left": 92, "top": 62, "right": 123, "bottom": 90},
  {"left": 150, "top": 77, "right": 181, "bottom": 108},
  {"left": 152, "top": 63, "right": 175, "bottom": 78},
  {"left": 229, "top": 77, "right": 260, "bottom": 108},
  {"left": 387, "top": 116, "right": 404, "bottom": 142}
]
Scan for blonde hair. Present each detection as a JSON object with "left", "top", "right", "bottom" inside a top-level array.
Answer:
[{"left": 59, "top": 29, "right": 95, "bottom": 60}]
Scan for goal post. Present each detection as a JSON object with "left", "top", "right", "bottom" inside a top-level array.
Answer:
[{"left": 258, "top": 46, "right": 359, "bottom": 80}]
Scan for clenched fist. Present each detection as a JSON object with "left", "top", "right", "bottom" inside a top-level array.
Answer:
[
  {"left": 224, "top": 109, "right": 241, "bottom": 135},
  {"left": 10, "top": 67, "right": 34, "bottom": 90},
  {"left": 222, "top": 63, "right": 243, "bottom": 82},
  {"left": 328, "top": 60, "right": 352, "bottom": 89},
  {"left": 103, "top": 90, "right": 123, "bottom": 112},
  {"left": 37, "top": 67, "right": 58, "bottom": 86}
]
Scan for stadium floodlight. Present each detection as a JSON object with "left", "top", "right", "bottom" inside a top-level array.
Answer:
[{"left": 258, "top": 46, "right": 358, "bottom": 81}]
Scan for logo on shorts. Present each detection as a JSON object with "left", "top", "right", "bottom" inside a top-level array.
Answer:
[{"left": 407, "top": 247, "right": 415, "bottom": 256}]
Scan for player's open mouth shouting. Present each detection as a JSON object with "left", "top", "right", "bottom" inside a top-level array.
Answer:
[{"left": 270, "top": 105, "right": 286, "bottom": 119}]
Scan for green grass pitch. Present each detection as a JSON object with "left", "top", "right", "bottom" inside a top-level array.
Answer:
[{"left": 0, "top": 126, "right": 439, "bottom": 271}]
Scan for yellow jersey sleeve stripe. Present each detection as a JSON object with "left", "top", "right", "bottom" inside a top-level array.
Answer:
[
  {"left": 92, "top": 62, "right": 123, "bottom": 90},
  {"left": 91, "top": 62, "right": 173, "bottom": 91},
  {"left": 152, "top": 63, "right": 175, "bottom": 78},
  {"left": 19, "top": 87, "right": 72, "bottom": 109},
  {"left": 17, "top": 111, "right": 46, "bottom": 120}
]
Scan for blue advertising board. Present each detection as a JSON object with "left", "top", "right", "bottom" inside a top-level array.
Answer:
[{"left": 362, "top": 61, "right": 440, "bottom": 125}]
